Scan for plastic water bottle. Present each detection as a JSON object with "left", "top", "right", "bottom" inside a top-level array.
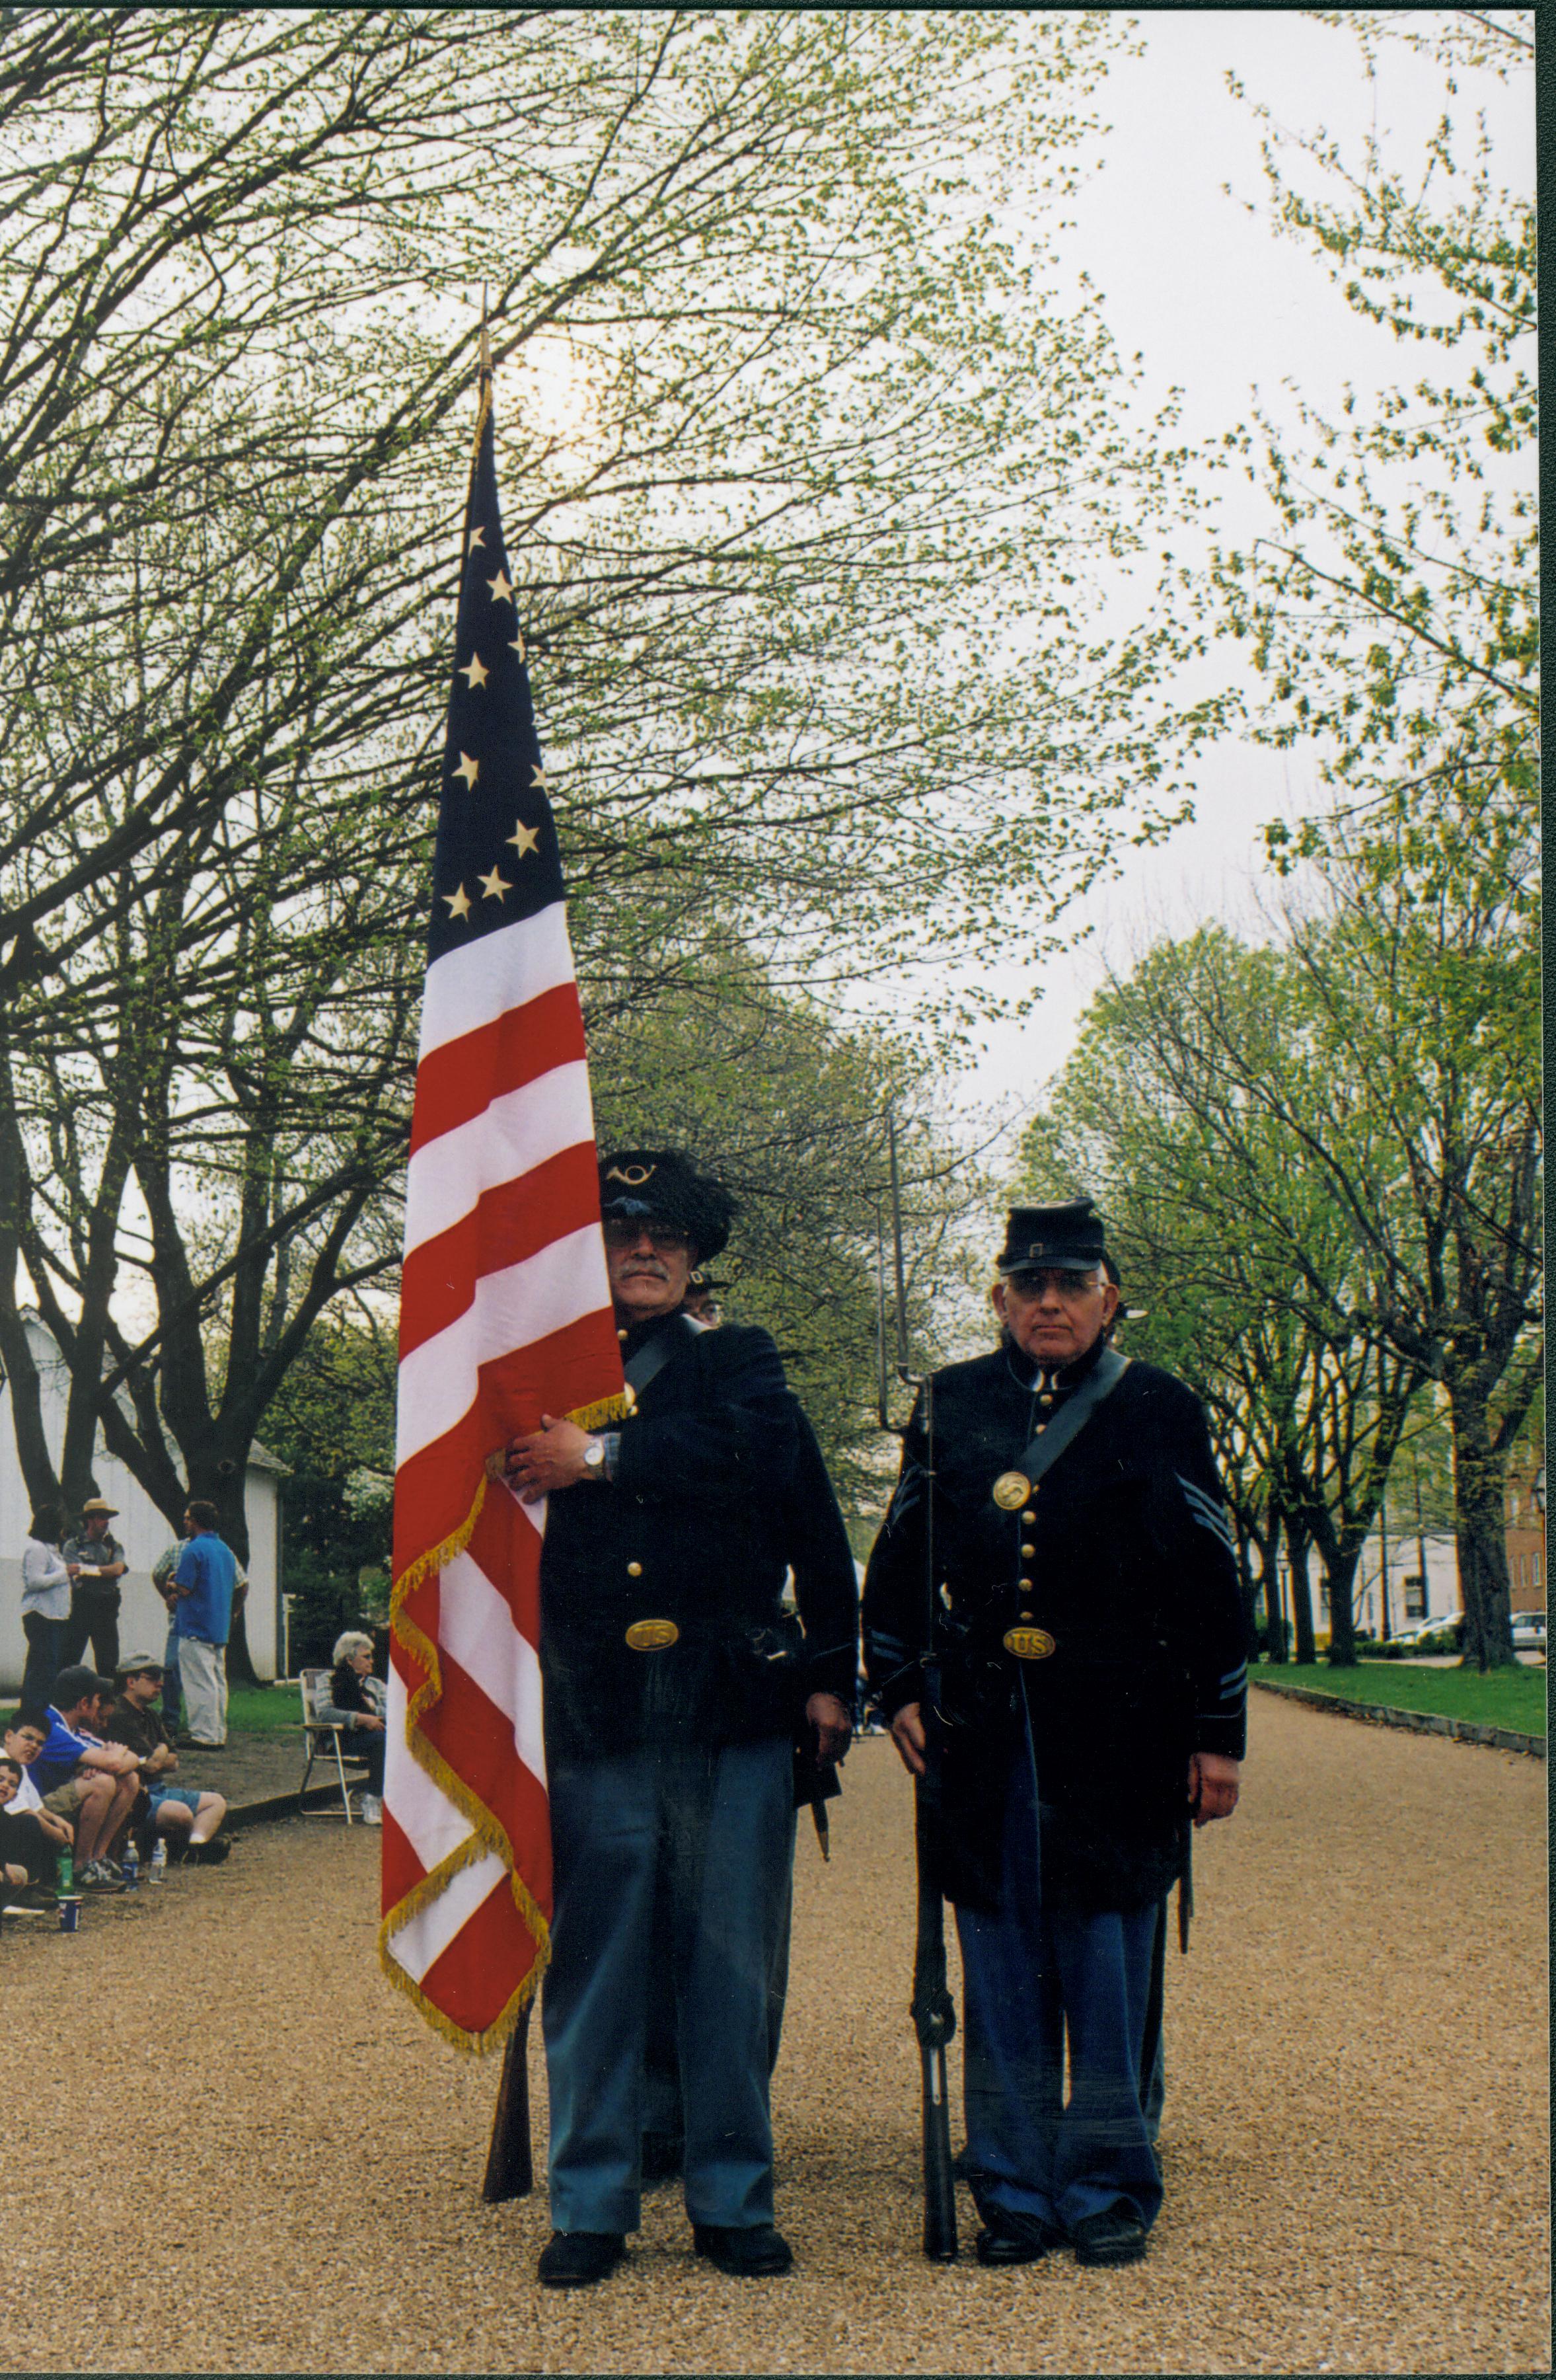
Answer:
[
  {"left": 122, "top": 1837, "right": 140, "bottom": 1890},
  {"left": 149, "top": 1838, "right": 168, "bottom": 1882}
]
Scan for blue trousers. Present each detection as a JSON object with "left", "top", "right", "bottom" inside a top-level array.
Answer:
[
  {"left": 542, "top": 1734, "right": 794, "bottom": 2235},
  {"left": 955, "top": 1735, "right": 1166, "bottom": 2236}
]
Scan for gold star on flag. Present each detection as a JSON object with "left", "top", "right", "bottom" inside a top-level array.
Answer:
[
  {"left": 478, "top": 866, "right": 512, "bottom": 902},
  {"left": 452, "top": 751, "right": 480, "bottom": 789},
  {"left": 468, "top": 526, "right": 486, "bottom": 552},
  {"left": 442, "top": 884, "right": 472, "bottom": 921},
  {"left": 488, "top": 568, "right": 515, "bottom": 604},
  {"left": 531, "top": 764, "right": 548, "bottom": 788},
  {"left": 509, "top": 629, "right": 527, "bottom": 661},
  {"left": 457, "top": 654, "right": 490, "bottom": 690},
  {"left": 507, "top": 820, "right": 541, "bottom": 859}
]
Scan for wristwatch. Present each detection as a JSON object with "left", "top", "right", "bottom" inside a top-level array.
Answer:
[{"left": 581, "top": 1438, "right": 605, "bottom": 1477}]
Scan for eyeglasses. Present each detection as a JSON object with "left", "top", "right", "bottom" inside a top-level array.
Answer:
[
  {"left": 603, "top": 1221, "right": 691, "bottom": 1254},
  {"left": 1004, "top": 1268, "right": 1104, "bottom": 1300}
]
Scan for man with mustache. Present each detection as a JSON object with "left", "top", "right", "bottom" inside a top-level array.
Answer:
[
  {"left": 864, "top": 1198, "right": 1246, "bottom": 2271},
  {"left": 505, "top": 1149, "right": 858, "bottom": 2289}
]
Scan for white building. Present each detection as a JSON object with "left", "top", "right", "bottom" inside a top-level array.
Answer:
[
  {"left": 1333, "top": 1529, "right": 1461, "bottom": 1637},
  {"left": 0, "top": 1315, "right": 283, "bottom": 1695}
]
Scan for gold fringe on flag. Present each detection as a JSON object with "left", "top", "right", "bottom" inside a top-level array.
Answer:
[{"left": 378, "top": 1477, "right": 550, "bottom": 2055}]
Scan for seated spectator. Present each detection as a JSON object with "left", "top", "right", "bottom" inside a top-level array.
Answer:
[
  {"left": 102, "top": 1656, "right": 230, "bottom": 1865},
  {"left": 33, "top": 1666, "right": 146, "bottom": 1888},
  {"left": 0, "top": 1751, "right": 60, "bottom": 1903},
  {"left": 20, "top": 1507, "right": 71, "bottom": 1713},
  {"left": 317, "top": 1631, "right": 387, "bottom": 1826},
  {"left": 2, "top": 1714, "right": 76, "bottom": 1888}
]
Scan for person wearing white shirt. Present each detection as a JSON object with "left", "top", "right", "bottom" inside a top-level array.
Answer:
[{"left": 20, "top": 1504, "right": 71, "bottom": 1710}]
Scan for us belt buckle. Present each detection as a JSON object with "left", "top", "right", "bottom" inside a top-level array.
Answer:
[
  {"left": 624, "top": 1617, "right": 679, "bottom": 1652},
  {"left": 1003, "top": 1625, "right": 1055, "bottom": 1662},
  {"left": 992, "top": 1469, "right": 1030, "bottom": 1511}
]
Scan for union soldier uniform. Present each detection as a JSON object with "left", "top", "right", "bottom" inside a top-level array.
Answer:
[
  {"left": 863, "top": 1199, "right": 1246, "bottom": 2264},
  {"left": 527, "top": 1151, "right": 858, "bottom": 2280}
]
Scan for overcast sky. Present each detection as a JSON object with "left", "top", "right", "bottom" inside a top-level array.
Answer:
[{"left": 945, "top": 8, "right": 1535, "bottom": 1161}]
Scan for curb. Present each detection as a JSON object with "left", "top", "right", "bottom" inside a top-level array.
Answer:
[
  {"left": 229, "top": 1782, "right": 363, "bottom": 1826},
  {"left": 1251, "top": 1677, "right": 1546, "bottom": 1760}
]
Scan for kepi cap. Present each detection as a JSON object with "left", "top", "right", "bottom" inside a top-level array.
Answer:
[
  {"left": 997, "top": 1198, "right": 1109, "bottom": 1276},
  {"left": 598, "top": 1149, "right": 734, "bottom": 1263}
]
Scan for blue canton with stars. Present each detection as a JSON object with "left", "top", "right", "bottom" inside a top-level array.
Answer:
[{"left": 427, "top": 382, "right": 565, "bottom": 964}]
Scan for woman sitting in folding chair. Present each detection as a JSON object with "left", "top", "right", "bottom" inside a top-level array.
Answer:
[{"left": 317, "top": 1631, "right": 387, "bottom": 1827}]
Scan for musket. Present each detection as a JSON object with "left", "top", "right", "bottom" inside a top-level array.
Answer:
[
  {"left": 881, "top": 1114, "right": 958, "bottom": 2262},
  {"left": 481, "top": 1998, "right": 535, "bottom": 2203}
]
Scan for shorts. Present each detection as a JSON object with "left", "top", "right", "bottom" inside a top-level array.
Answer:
[
  {"left": 42, "top": 1779, "right": 92, "bottom": 1818},
  {"left": 149, "top": 1786, "right": 202, "bottom": 1817}
]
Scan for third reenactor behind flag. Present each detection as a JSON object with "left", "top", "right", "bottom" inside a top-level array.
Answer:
[
  {"left": 503, "top": 1149, "right": 858, "bottom": 2289},
  {"left": 862, "top": 1198, "right": 1247, "bottom": 2271}
]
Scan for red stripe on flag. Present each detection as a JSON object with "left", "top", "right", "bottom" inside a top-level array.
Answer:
[
  {"left": 417, "top": 1872, "right": 546, "bottom": 2039},
  {"left": 380, "top": 1805, "right": 425, "bottom": 1912},
  {"left": 410, "top": 981, "right": 587, "bottom": 1157},
  {"left": 420, "top": 1657, "right": 552, "bottom": 1908},
  {"left": 398, "top": 1141, "right": 604, "bottom": 1362},
  {"left": 393, "top": 1309, "right": 625, "bottom": 1580}
]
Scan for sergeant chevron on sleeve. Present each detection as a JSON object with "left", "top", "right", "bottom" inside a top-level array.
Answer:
[{"left": 862, "top": 1196, "right": 1247, "bottom": 2272}]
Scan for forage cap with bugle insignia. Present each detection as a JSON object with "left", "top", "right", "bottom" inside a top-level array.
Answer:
[
  {"left": 598, "top": 1149, "right": 735, "bottom": 1262},
  {"left": 996, "top": 1197, "right": 1108, "bottom": 1274}
]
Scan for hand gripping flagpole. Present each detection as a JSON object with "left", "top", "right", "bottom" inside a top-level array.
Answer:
[{"left": 881, "top": 1113, "right": 958, "bottom": 2262}]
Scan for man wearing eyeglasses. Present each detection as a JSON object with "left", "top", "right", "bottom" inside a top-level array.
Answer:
[
  {"left": 503, "top": 1148, "right": 857, "bottom": 2291},
  {"left": 863, "top": 1198, "right": 1246, "bottom": 2272}
]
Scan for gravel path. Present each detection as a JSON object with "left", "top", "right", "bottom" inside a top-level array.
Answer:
[{"left": 0, "top": 1695, "right": 1545, "bottom": 2375}]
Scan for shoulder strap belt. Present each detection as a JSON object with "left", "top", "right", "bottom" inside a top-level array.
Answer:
[
  {"left": 622, "top": 1310, "right": 704, "bottom": 1401},
  {"left": 1016, "top": 1346, "right": 1130, "bottom": 1487}
]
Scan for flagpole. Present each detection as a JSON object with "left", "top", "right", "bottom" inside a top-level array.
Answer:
[{"left": 468, "top": 295, "right": 536, "bottom": 2204}]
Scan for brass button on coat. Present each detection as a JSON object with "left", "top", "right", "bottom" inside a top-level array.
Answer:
[
  {"left": 626, "top": 1560, "right": 643, "bottom": 1578},
  {"left": 1019, "top": 1575, "right": 1033, "bottom": 1590},
  {"left": 1021, "top": 1541, "right": 1036, "bottom": 1557}
]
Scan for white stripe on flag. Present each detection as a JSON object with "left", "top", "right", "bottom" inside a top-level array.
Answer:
[
  {"left": 386, "top": 1849, "right": 510, "bottom": 1985},
  {"left": 385, "top": 1664, "right": 476, "bottom": 1877},
  {"left": 417, "top": 902, "right": 575, "bottom": 1061},
  {"left": 396, "top": 1222, "right": 613, "bottom": 1463},
  {"left": 439, "top": 1537, "right": 548, "bottom": 1789},
  {"left": 404, "top": 1060, "right": 595, "bottom": 1256}
]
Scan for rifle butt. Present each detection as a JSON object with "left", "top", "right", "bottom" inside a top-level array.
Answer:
[
  {"left": 920, "top": 2039, "right": 959, "bottom": 2260},
  {"left": 481, "top": 2003, "right": 535, "bottom": 2202}
]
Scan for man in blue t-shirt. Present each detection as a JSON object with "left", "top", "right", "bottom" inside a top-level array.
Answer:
[
  {"left": 170, "top": 1501, "right": 239, "bottom": 1748},
  {"left": 30, "top": 1666, "right": 143, "bottom": 1886}
]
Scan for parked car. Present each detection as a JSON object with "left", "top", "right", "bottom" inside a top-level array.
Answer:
[
  {"left": 1387, "top": 1614, "right": 1465, "bottom": 1652},
  {"left": 1510, "top": 1614, "right": 1546, "bottom": 1652}
]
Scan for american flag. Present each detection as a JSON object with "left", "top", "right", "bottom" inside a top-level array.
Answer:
[{"left": 379, "top": 358, "right": 626, "bottom": 2052}]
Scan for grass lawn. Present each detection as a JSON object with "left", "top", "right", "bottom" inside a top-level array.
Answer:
[
  {"left": 1255, "top": 1659, "right": 1546, "bottom": 1738},
  {"left": 225, "top": 1681, "right": 304, "bottom": 1734}
]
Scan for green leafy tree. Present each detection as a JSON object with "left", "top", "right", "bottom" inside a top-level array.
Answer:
[
  {"left": 1216, "top": 8, "right": 1535, "bottom": 847},
  {"left": 0, "top": 9, "right": 1216, "bottom": 1605}
]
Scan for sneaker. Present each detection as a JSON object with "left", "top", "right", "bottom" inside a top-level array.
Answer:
[
  {"left": 180, "top": 1837, "right": 231, "bottom": 1866},
  {"left": 357, "top": 1795, "right": 383, "bottom": 1827},
  {"left": 79, "top": 1861, "right": 124, "bottom": 1892}
]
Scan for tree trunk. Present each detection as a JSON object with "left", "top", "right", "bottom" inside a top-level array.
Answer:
[
  {"left": 1321, "top": 1545, "right": 1359, "bottom": 1667},
  {"left": 1286, "top": 1517, "right": 1316, "bottom": 1666},
  {"left": 1446, "top": 1379, "right": 1516, "bottom": 1671}
]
